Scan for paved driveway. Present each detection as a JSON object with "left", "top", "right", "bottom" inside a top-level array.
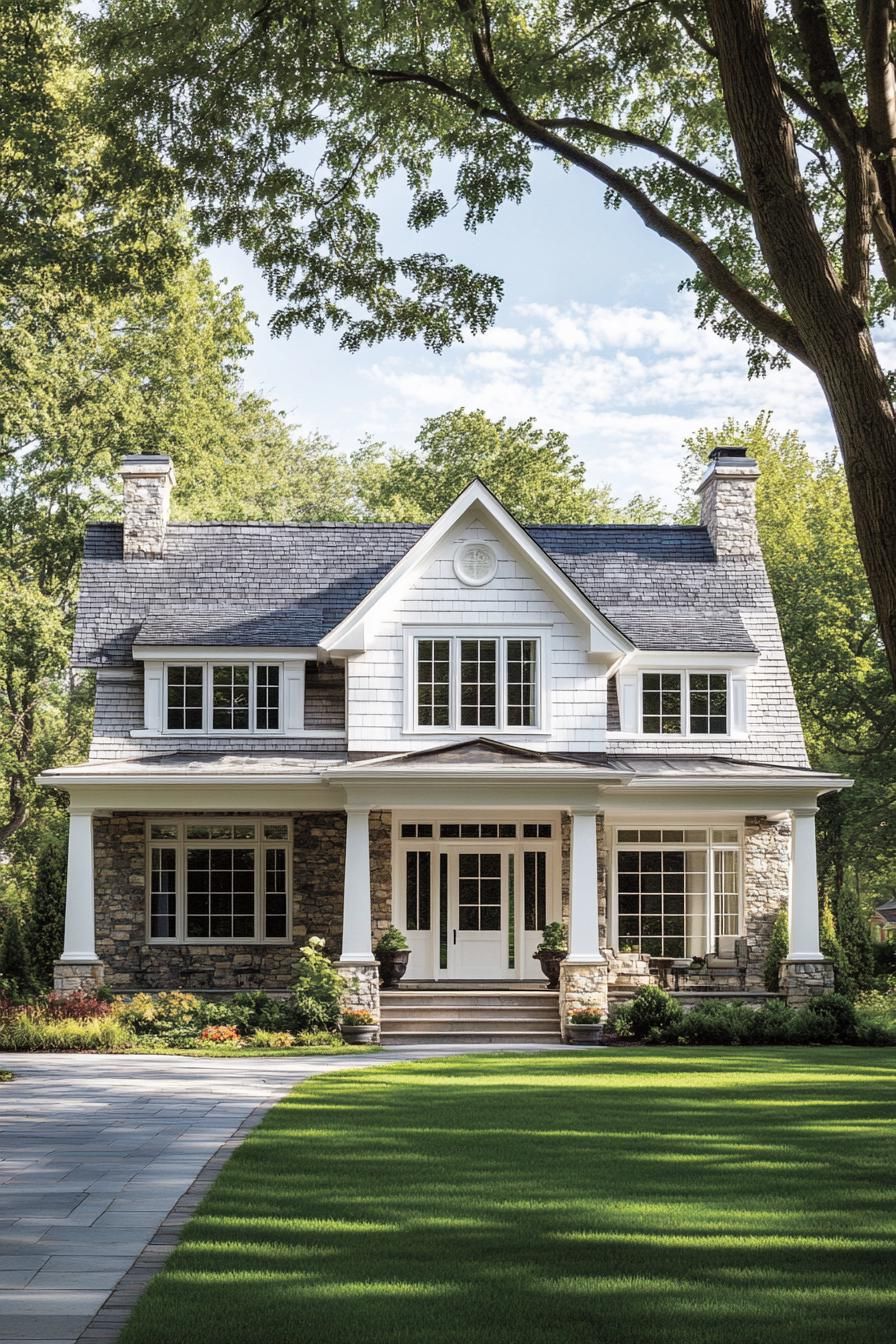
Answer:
[
  {"left": 0, "top": 1046, "right": 564, "bottom": 1342},
  {"left": 0, "top": 1051, "right": 421, "bottom": 1342}
]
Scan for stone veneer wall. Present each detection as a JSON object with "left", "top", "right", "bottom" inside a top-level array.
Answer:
[
  {"left": 742, "top": 814, "right": 791, "bottom": 989},
  {"left": 94, "top": 809, "right": 392, "bottom": 992}
]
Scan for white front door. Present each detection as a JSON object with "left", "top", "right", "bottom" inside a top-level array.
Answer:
[{"left": 449, "top": 848, "right": 509, "bottom": 979}]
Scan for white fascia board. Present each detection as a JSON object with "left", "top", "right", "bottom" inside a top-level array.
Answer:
[
  {"left": 318, "top": 479, "right": 633, "bottom": 657},
  {"left": 619, "top": 650, "right": 759, "bottom": 670},
  {"left": 38, "top": 768, "right": 330, "bottom": 788},
  {"left": 621, "top": 773, "right": 851, "bottom": 793},
  {"left": 132, "top": 645, "right": 318, "bottom": 662},
  {"left": 322, "top": 764, "right": 626, "bottom": 783}
]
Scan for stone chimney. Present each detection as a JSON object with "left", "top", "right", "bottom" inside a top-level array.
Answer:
[
  {"left": 696, "top": 445, "right": 761, "bottom": 557},
  {"left": 120, "top": 455, "right": 176, "bottom": 559}
]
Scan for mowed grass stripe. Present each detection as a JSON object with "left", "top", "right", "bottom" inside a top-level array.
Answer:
[{"left": 120, "top": 1049, "right": 896, "bottom": 1344}]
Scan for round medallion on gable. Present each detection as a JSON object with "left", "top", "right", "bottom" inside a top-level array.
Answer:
[{"left": 454, "top": 541, "right": 498, "bottom": 587}]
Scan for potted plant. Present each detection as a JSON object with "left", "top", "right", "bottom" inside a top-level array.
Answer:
[
  {"left": 340, "top": 1010, "right": 378, "bottom": 1044},
  {"left": 566, "top": 1010, "right": 604, "bottom": 1044},
  {"left": 533, "top": 921, "right": 568, "bottom": 988},
  {"left": 374, "top": 926, "right": 411, "bottom": 987}
]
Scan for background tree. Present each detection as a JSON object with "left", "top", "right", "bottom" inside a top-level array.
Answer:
[
  {"left": 678, "top": 414, "right": 887, "bottom": 988},
  {"left": 353, "top": 408, "right": 664, "bottom": 523},
  {"left": 26, "top": 822, "right": 68, "bottom": 990},
  {"left": 91, "top": 0, "right": 896, "bottom": 682}
]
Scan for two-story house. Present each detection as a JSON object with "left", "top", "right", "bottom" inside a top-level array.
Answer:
[{"left": 42, "top": 448, "right": 849, "bottom": 1040}]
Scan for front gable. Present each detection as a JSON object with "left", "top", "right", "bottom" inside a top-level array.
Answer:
[{"left": 318, "top": 480, "right": 633, "bottom": 665}]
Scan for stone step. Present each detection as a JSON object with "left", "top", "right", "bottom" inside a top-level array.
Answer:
[
  {"left": 380, "top": 1029, "right": 565, "bottom": 1045},
  {"left": 381, "top": 992, "right": 558, "bottom": 1008},
  {"left": 398, "top": 980, "right": 548, "bottom": 991},
  {"left": 381, "top": 1003, "right": 560, "bottom": 1019},
  {"left": 381, "top": 1014, "right": 559, "bottom": 1033}
]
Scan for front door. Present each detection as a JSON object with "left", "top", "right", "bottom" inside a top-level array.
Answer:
[{"left": 449, "top": 848, "right": 508, "bottom": 979}]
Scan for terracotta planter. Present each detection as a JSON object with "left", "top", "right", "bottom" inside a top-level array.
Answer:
[
  {"left": 375, "top": 947, "right": 411, "bottom": 988},
  {"left": 566, "top": 1021, "right": 604, "bottom": 1045},
  {"left": 534, "top": 948, "right": 567, "bottom": 988},
  {"left": 340, "top": 1023, "right": 378, "bottom": 1044}
]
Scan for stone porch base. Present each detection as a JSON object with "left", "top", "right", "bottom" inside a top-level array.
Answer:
[
  {"left": 779, "top": 957, "right": 835, "bottom": 1004},
  {"left": 53, "top": 959, "right": 106, "bottom": 994},
  {"left": 558, "top": 961, "right": 609, "bottom": 1041}
]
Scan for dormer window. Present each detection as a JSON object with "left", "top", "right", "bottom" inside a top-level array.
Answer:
[
  {"left": 640, "top": 672, "right": 729, "bottom": 736},
  {"left": 412, "top": 634, "right": 541, "bottom": 732},
  {"left": 164, "top": 663, "right": 282, "bottom": 734}
]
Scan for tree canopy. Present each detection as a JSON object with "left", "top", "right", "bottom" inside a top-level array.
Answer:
[{"left": 89, "top": 0, "right": 896, "bottom": 683}]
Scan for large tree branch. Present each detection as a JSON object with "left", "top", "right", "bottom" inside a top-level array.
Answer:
[{"left": 453, "top": 0, "right": 810, "bottom": 365}]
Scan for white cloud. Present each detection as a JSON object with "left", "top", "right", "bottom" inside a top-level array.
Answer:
[{"left": 359, "top": 297, "right": 841, "bottom": 506}]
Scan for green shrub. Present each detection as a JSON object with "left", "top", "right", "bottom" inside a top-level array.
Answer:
[
  {"left": 292, "top": 937, "right": 345, "bottom": 1032},
  {"left": 626, "top": 985, "right": 683, "bottom": 1039},
  {"left": 676, "top": 1001, "right": 758, "bottom": 1045},
  {"left": 568, "top": 1010, "right": 603, "bottom": 1025},
  {"left": 820, "top": 898, "right": 852, "bottom": 995},
  {"left": 872, "top": 942, "right": 896, "bottom": 980},
  {"left": 763, "top": 908, "right": 788, "bottom": 992},
  {"left": 536, "top": 922, "right": 568, "bottom": 952},
  {"left": 227, "top": 990, "right": 294, "bottom": 1035},
  {"left": 26, "top": 829, "right": 67, "bottom": 989},
  {"left": 802, "top": 992, "right": 857, "bottom": 1040},
  {"left": 748, "top": 999, "right": 798, "bottom": 1043},
  {"left": 0, "top": 915, "right": 37, "bottom": 999},
  {"left": 608, "top": 1000, "right": 635, "bottom": 1039},
  {"left": 854, "top": 988, "right": 896, "bottom": 1045},
  {"left": 0, "top": 1011, "right": 135, "bottom": 1052},
  {"left": 374, "top": 926, "right": 410, "bottom": 953},
  {"left": 114, "top": 990, "right": 209, "bottom": 1040},
  {"left": 250, "top": 1029, "right": 296, "bottom": 1048}
]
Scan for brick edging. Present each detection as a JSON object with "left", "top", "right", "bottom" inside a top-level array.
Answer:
[{"left": 76, "top": 1096, "right": 278, "bottom": 1343}]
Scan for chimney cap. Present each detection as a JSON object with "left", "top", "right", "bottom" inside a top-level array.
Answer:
[
  {"left": 707, "top": 445, "right": 757, "bottom": 467},
  {"left": 120, "top": 454, "right": 176, "bottom": 482}
]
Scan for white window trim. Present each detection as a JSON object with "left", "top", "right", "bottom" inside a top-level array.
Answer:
[
  {"left": 635, "top": 669, "right": 734, "bottom": 740},
  {"left": 609, "top": 823, "right": 744, "bottom": 955},
  {"left": 403, "top": 629, "right": 551, "bottom": 736},
  {"left": 145, "top": 817, "right": 293, "bottom": 945},
  {"left": 159, "top": 661, "right": 286, "bottom": 737}
]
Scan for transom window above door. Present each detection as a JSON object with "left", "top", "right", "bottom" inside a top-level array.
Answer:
[{"left": 413, "top": 635, "right": 541, "bottom": 731}]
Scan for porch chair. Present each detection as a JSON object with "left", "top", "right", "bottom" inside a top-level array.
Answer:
[{"left": 699, "top": 935, "right": 750, "bottom": 991}]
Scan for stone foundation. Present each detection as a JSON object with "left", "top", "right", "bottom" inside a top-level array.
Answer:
[
  {"left": 337, "top": 961, "right": 380, "bottom": 1038},
  {"left": 780, "top": 958, "right": 835, "bottom": 1004},
  {"left": 559, "top": 961, "right": 609, "bottom": 1040},
  {"left": 53, "top": 960, "right": 106, "bottom": 994}
]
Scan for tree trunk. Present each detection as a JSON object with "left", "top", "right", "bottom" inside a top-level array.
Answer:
[{"left": 708, "top": 0, "right": 896, "bottom": 683}]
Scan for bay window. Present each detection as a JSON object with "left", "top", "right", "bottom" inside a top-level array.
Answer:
[
  {"left": 413, "top": 635, "right": 541, "bottom": 731},
  {"left": 147, "top": 819, "right": 291, "bottom": 943}
]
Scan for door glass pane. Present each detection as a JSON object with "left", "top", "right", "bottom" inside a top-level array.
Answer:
[
  {"left": 405, "top": 851, "right": 432, "bottom": 932},
  {"left": 713, "top": 849, "right": 739, "bottom": 938},
  {"left": 507, "top": 854, "right": 515, "bottom": 969},
  {"left": 524, "top": 851, "right": 547, "bottom": 930},
  {"left": 457, "top": 852, "right": 502, "bottom": 931},
  {"left": 439, "top": 854, "right": 448, "bottom": 969}
]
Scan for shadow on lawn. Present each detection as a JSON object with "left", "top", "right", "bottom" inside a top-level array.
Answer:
[{"left": 120, "top": 1049, "right": 896, "bottom": 1344}]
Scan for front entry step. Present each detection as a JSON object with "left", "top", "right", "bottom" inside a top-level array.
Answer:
[{"left": 380, "top": 988, "right": 562, "bottom": 1046}]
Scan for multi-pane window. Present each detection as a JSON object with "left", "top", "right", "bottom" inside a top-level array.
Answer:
[
  {"left": 417, "top": 639, "right": 451, "bottom": 727},
  {"left": 405, "top": 851, "right": 432, "bottom": 931},
  {"left": 457, "top": 853, "right": 502, "bottom": 930},
  {"left": 641, "top": 673, "right": 729, "bottom": 735},
  {"left": 150, "top": 847, "right": 177, "bottom": 939},
  {"left": 255, "top": 666, "right": 280, "bottom": 731},
  {"left": 641, "top": 673, "right": 682, "bottom": 734},
  {"left": 506, "top": 639, "right": 537, "bottom": 727},
  {"left": 460, "top": 639, "right": 497, "bottom": 727},
  {"left": 689, "top": 674, "right": 728, "bottom": 735},
  {"left": 166, "top": 666, "right": 204, "bottom": 731},
  {"left": 164, "top": 664, "right": 285, "bottom": 734},
  {"left": 414, "top": 636, "right": 541, "bottom": 730},
  {"left": 147, "top": 820, "right": 290, "bottom": 943},
  {"left": 615, "top": 829, "right": 740, "bottom": 958},
  {"left": 212, "top": 665, "right": 251, "bottom": 731}
]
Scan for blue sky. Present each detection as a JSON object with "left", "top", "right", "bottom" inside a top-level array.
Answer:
[{"left": 205, "top": 152, "right": 840, "bottom": 509}]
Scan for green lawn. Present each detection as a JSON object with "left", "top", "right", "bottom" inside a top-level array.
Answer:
[{"left": 120, "top": 1050, "right": 896, "bottom": 1344}]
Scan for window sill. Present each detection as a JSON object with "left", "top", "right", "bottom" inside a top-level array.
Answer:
[
  {"left": 606, "top": 731, "right": 748, "bottom": 742},
  {"left": 131, "top": 729, "right": 346, "bottom": 739},
  {"left": 401, "top": 726, "right": 551, "bottom": 738}
]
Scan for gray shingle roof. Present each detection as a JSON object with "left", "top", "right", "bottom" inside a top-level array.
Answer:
[{"left": 74, "top": 521, "right": 761, "bottom": 666}]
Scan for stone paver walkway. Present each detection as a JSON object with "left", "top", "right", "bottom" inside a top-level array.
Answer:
[{"left": 0, "top": 1046, "right": 563, "bottom": 1342}]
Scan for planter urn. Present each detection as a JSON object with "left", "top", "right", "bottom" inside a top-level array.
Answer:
[
  {"left": 534, "top": 948, "right": 567, "bottom": 989},
  {"left": 340, "top": 1023, "right": 379, "bottom": 1044},
  {"left": 566, "top": 1022, "right": 604, "bottom": 1045},
  {"left": 375, "top": 947, "right": 411, "bottom": 988}
]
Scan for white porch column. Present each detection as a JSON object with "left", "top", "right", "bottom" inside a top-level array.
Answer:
[
  {"left": 60, "top": 808, "right": 98, "bottom": 963},
  {"left": 567, "top": 808, "right": 605, "bottom": 963},
  {"left": 339, "top": 806, "right": 376, "bottom": 964},
  {"left": 789, "top": 806, "right": 823, "bottom": 959}
]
